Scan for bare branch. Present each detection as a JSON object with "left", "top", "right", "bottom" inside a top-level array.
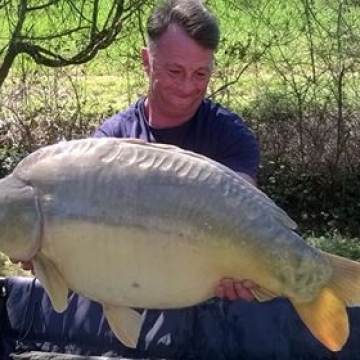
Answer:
[
  {"left": 209, "top": 40, "right": 274, "bottom": 98},
  {"left": 11, "top": 14, "right": 122, "bottom": 67},
  {"left": 91, "top": 0, "right": 100, "bottom": 38},
  {"left": 0, "top": 44, "right": 8, "bottom": 58},
  {"left": 0, "top": 0, "right": 147, "bottom": 88},
  {"left": 66, "top": 0, "right": 92, "bottom": 24},
  {"left": 0, "top": 0, "right": 27, "bottom": 87},
  {"left": 27, "top": 0, "right": 61, "bottom": 12},
  {"left": 104, "top": 0, "right": 118, "bottom": 29},
  {"left": 18, "top": 26, "right": 89, "bottom": 42},
  {"left": 0, "top": 0, "right": 10, "bottom": 10}
]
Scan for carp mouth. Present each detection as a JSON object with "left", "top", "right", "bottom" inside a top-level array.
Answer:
[{"left": 0, "top": 176, "right": 43, "bottom": 261}]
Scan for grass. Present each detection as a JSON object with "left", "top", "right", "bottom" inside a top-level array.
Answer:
[
  {"left": 81, "top": 72, "right": 147, "bottom": 115},
  {"left": 308, "top": 236, "right": 360, "bottom": 261}
]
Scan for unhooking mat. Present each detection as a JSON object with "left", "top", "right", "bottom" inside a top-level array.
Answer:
[{"left": 1, "top": 276, "right": 360, "bottom": 359}]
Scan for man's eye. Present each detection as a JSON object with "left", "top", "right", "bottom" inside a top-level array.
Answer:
[
  {"left": 196, "top": 72, "right": 208, "bottom": 79},
  {"left": 169, "top": 69, "right": 181, "bottom": 75}
]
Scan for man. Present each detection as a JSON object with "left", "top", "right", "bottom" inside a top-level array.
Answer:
[
  {"left": 94, "top": 0, "right": 260, "bottom": 301},
  {"left": 15, "top": 0, "right": 258, "bottom": 300}
]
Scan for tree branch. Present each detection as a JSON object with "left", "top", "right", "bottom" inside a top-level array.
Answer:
[
  {"left": 18, "top": 26, "right": 89, "bottom": 41},
  {"left": 209, "top": 40, "right": 274, "bottom": 98},
  {"left": 0, "top": 0, "right": 143, "bottom": 88},
  {"left": 0, "top": 0, "right": 10, "bottom": 10},
  {"left": 0, "top": 0, "right": 27, "bottom": 88},
  {"left": 27, "top": 0, "right": 61, "bottom": 12},
  {"left": 91, "top": 0, "right": 100, "bottom": 38},
  {"left": 12, "top": 16, "right": 122, "bottom": 67}
]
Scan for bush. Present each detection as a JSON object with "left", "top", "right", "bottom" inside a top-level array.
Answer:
[{"left": 258, "top": 159, "right": 360, "bottom": 238}]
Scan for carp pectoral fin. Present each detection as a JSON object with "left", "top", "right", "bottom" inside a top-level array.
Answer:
[
  {"left": 251, "top": 286, "right": 279, "bottom": 302},
  {"left": 292, "top": 287, "right": 349, "bottom": 352},
  {"left": 33, "top": 253, "right": 69, "bottom": 313},
  {"left": 103, "top": 304, "right": 144, "bottom": 348}
]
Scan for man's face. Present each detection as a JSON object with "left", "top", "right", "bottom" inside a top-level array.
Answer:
[{"left": 142, "top": 24, "right": 214, "bottom": 123}]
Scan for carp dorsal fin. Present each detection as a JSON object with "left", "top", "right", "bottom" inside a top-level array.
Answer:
[
  {"left": 103, "top": 304, "right": 144, "bottom": 348},
  {"left": 33, "top": 252, "right": 69, "bottom": 312}
]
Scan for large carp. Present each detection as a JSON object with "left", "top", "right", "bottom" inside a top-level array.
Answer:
[{"left": 0, "top": 138, "right": 360, "bottom": 351}]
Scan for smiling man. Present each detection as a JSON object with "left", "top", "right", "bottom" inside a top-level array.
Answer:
[
  {"left": 142, "top": 23, "right": 214, "bottom": 128},
  {"left": 94, "top": 0, "right": 260, "bottom": 301}
]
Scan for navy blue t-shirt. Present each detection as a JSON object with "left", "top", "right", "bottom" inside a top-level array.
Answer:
[{"left": 93, "top": 98, "right": 260, "bottom": 179}]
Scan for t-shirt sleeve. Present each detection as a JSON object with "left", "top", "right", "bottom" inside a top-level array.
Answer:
[
  {"left": 216, "top": 116, "right": 260, "bottom": 180},
  {"left": 92, "top": 114, "right": 124, "bottom": 138}
]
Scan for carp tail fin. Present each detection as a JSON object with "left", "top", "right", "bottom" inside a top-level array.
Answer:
[
  {"left": 292, "top": 287, "right": 348, "bottom": 352},
  {"left": 324, "top": 251, "right": 360, "bottom": 306},
  {"left": 292, "top": 251, "right": 360, "bottom": 352}
]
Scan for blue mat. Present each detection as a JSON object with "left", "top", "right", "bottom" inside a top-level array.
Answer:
[{"left": 1, "top": 276, "right": 360, "bottom": 359}]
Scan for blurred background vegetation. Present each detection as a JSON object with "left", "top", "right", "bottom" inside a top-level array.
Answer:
[{"left": 0, "top": 0, "right": 359, "bottom": 260}]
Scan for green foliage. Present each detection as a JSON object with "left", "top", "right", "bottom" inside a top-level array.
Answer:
[
  {"left": 243, "top": 88, "right": 360, "bottom": 238},
  {"left": 258, "top": 159, "right": 360, "bottom": 238},
  {"left": 0, "top": 146, "right": 24, "bottom": 178},
  {"left": 308, "top": 236, "right": 360, "bottom": 261}
]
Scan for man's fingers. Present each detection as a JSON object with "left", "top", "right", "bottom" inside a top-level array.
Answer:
[
  {"left": 241, "top": 279, "right": 258, "bottom": 290},
  {"left": 219, "top": 278, "right": 238, "bottom": 301},
  {"left": 21, "top": 261, "right": 34, "bottom": 271},
  {"left": 215, "top": 278, "right": 258, "bottom": 301},
  {"left": 234, "top": 282, "right": 254, "bottom": 302}
]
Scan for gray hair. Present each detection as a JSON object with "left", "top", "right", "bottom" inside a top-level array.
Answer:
[{"left": 147, "top": 0, "right": 220, "bottom": 51}]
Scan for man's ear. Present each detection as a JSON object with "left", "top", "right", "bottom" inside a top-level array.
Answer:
[{"left": 141, "top": 47, "right": 150, "bottom": 75}]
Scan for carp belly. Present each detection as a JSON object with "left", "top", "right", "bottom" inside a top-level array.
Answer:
[{"left": 41, "top": 220, "right": 226, "bottom": 309}]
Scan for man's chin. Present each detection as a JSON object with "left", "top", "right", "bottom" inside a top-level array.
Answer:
[{"left": 171, "top": 101, "right": 200, "bottom": 114}]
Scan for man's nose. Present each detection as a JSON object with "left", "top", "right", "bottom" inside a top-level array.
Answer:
[{"left": 178, "top": 76, "right": 197, "bottom": 95}]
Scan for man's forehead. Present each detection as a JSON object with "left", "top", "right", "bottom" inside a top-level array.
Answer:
[
  {"left": 153, "top": 55, "right": 213, "bottom": 70},
  {"left": 150, "top": 45, "right": 214, "bottom": 71}
]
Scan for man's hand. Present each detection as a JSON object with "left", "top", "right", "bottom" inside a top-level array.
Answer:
[
  {"left": 215, "top": 278, "right": 257, "bottom": 302},
  {"left": 10, "top": 259, "right": 34, "bottom": 273}
]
